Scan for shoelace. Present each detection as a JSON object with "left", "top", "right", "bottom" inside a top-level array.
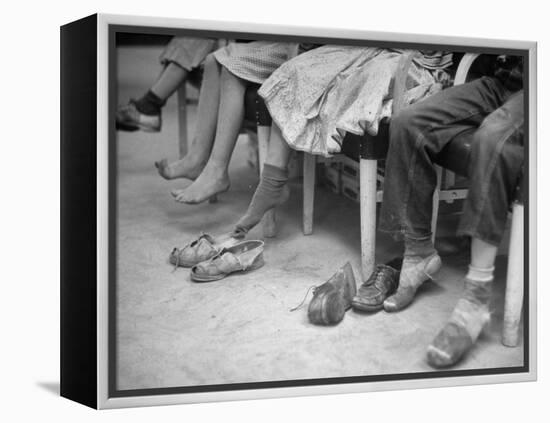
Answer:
[
  {"left": 289, "top": 285, "right": 318, "bottom": 312},
  {"left": 171, "top": 233, "right": 210, "bottom": 272},
  {"left": 171, "top": 248, "right": 181, "bottom": 272},
  {"left": 364, "top": 265, "right": 396, "bottom": 290}
]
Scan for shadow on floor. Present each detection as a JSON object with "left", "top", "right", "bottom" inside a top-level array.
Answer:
[{"left": 36, "top": 381, "right": 60, "bottom": 396}]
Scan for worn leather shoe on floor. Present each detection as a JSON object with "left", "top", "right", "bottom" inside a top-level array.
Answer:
[
  {"left": 190, "top": 240, "right": 265, "bottom": 282},
  {"left": 169, "top": 233, "right": 240, "bottom": 268},
  {"left": 352, "top": 260, "right": 401, "bottom": 312},
  {"left": 308, "top": 262, "right": 357, "bottom": 326},
  {"left": 116, "top": 100, "right": 161, "bottom": 132}
]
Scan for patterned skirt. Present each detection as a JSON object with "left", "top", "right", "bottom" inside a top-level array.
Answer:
[
  {"left": 213, "top": 41, "right": 294, "bottom": 84},
  {"left": 259, "top": 45, "right": 450, "bottom": 157},
  {"left": 159, "top": 37, "right": 217, "bottom": 71}
]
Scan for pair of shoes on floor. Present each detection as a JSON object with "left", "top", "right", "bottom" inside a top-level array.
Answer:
[
  {"left": 116, "top": 100, "right": 161, "bottom": 132},
  {"left": 169, "top": 233, "right": 264, "bottom": 282},
  {"left": 351, "top": 258, "right": 402, "bottom": 312},
  {"left": 352, "top": 254, "right": 442, "bottom": 313},
  {"left": 303, "top": 259, "right": 401, "bottom": 326}
]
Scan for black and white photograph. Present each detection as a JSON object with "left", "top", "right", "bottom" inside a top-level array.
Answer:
[
  {"left": 98, "top": 17, "right": 533, "bottom": 401},
  {"left": 6, "top": 0, "right": 550, "bottom": 420}
]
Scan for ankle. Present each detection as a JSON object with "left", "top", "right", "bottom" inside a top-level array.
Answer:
[
  {"left": 404, "top": 234, "right": 436, "bottom": 259},
  {"left": 202, "top": 160, "right": 229, "bottom": 177},
  {"left": 262, "top": 163, "right": 289, "bottom": 179},
  {"left": 183, "top": 148, "right": 209, "bottom": 167},
  {"left": 135, "top": 90, "right": 165, "bottom": 116},
  {"left": 466, "top": 264, "right": 494, "bottom": 282},
  {"left": 397, "top": 253, "right": 442, "bottom": 291}
]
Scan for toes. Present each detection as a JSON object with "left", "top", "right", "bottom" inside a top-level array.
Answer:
[
  {"left": 175, "top": 195, "right": 187, "bottom": 203},
  {"left": 177, "top": 194, "right": 196, "bottom": 204},
  {"left": 174, "top": 190, "right": 194, "bottom": 203}
]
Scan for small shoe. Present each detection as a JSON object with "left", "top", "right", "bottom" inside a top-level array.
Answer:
[
  {"left": 308, "top": 262, "right": 357, "bottom": 326},
  {"left": 190, "top": 240, "right": 265, "bottom": 282},
  {"left": 116, "top": 100, "right": 161, "bottom": 132},
  {"left": 169, "top": 233, "right": 240, "bottom": 268},
  {"left": 351, "top": 262, "right": 401, "bottom": 312}
]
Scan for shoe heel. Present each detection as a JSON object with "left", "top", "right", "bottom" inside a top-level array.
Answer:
[
  {"left": 247, "top": 253, "right": 265, "bottom": 272},
  {"left": 426, "top": 254, "right": 443, "bottom": 280},
  {"left": 309, "top": 290, "right": 346, "bottom": 325},
  {"left": 479, "top": 310, "right": 492, "bottom": 336}
]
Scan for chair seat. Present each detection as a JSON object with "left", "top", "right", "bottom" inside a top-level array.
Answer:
[
  {"left": 244, "top": 84, "right": 272, "bottom": 127},
  {"left": 341, "top": 120, "right": 391, "bottom": 161},
  {"left": 433, "top": 130, "right": 473, "bottom": 178},
  {"left": 340, "top": 120, "right": 473, "bottom": 180}
]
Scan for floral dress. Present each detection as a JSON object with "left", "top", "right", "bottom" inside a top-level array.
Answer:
[{"left": 258, "top": 45, "right": 453, "bottom": 157}]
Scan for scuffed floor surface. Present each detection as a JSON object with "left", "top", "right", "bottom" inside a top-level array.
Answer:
[{"left": 115, "top": 45, "right": 524, "bottom": 391}]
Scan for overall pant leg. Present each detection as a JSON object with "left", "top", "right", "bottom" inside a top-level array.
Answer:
[
  {"left": 457, "top": 91, "right": 524, "bottom": 246},
  {"left": 379, "top": 77, "right": 510, "bottom": 239}
]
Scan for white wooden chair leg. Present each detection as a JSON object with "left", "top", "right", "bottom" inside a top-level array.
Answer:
[
  {"left": 431, "top": 166, "right": 443, "bottom": 243},
  {"left": 257, "top": 125, "right": 276, "bottom": 237},
  {"left": 360, "top": 158, "right": 378, "bottom": 281},
  {"left": 177, "top": 84, "right": 188, "bottom": 159},
  {"left": 502, "top": 203, "right": 524, "bottom": 347},
  {"left": 303, "top": 154, "right": 316, "bottom": 235}
]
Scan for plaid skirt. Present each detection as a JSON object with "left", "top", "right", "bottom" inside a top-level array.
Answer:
[
  {"left": 159, "top": 37, "right": 217, "bottom": 71},
  {"left": 213, "top": 41, "right": 294, "bottom": 84}
]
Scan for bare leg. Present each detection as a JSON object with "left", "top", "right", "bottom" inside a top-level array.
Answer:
[
  {"left": 156, "top": 54, "right": 222, "bottom": 180},
  {"left": 172, "top": 67, "right": 247, "bottom": 203},
  {"left": 233, "top": 123, "right": 292, "bottom": 236},
  {"left": 150, "top": 62, "right": 189, "bottom": 100}
]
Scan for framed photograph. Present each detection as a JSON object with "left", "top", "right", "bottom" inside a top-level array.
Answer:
[{"left": 60, "top": 13, "right": 537, "bottom": 409}]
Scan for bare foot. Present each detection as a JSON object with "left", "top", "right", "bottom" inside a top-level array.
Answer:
[
  {"left": 154, "top": 154, "right": 206, "bottom": 181},
  {"left": 171, "top": 165, "right": 230, "bottom": 204}
]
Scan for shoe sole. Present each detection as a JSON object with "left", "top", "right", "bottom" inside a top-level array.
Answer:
[
  {"left": 116, "top": 120, "right": 160, "bottom": 133},
  {"left": 190, "top": 256, "right": 265, "bottom": 282},
  {"left": 351, "top": 300, "right": 384, "bottom": 313}
]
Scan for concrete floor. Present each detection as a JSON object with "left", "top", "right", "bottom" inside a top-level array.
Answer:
[{"left": 115, "top": 46, "right": 524, "bottom": 391}]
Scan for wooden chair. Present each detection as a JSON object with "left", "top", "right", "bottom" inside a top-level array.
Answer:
[
  {"left": 304, "top": 52, "right": 524, "bottom": 347},
  {"left": 430, "top": 53, "right": 524, "bottom": 347},
  {"left": 301, "top": 52, "right": 421, "bottom": 279}
]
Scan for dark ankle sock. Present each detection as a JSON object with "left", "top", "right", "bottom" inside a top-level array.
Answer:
[
  {"left": 233, "top": 164, "right": 290, "bottom": 236},
  {"left": 404, "top": 234, "right": 436, "bottom": 259},
  {"left": 134, "top": 90, "right": 166, "bottom": 116}
]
